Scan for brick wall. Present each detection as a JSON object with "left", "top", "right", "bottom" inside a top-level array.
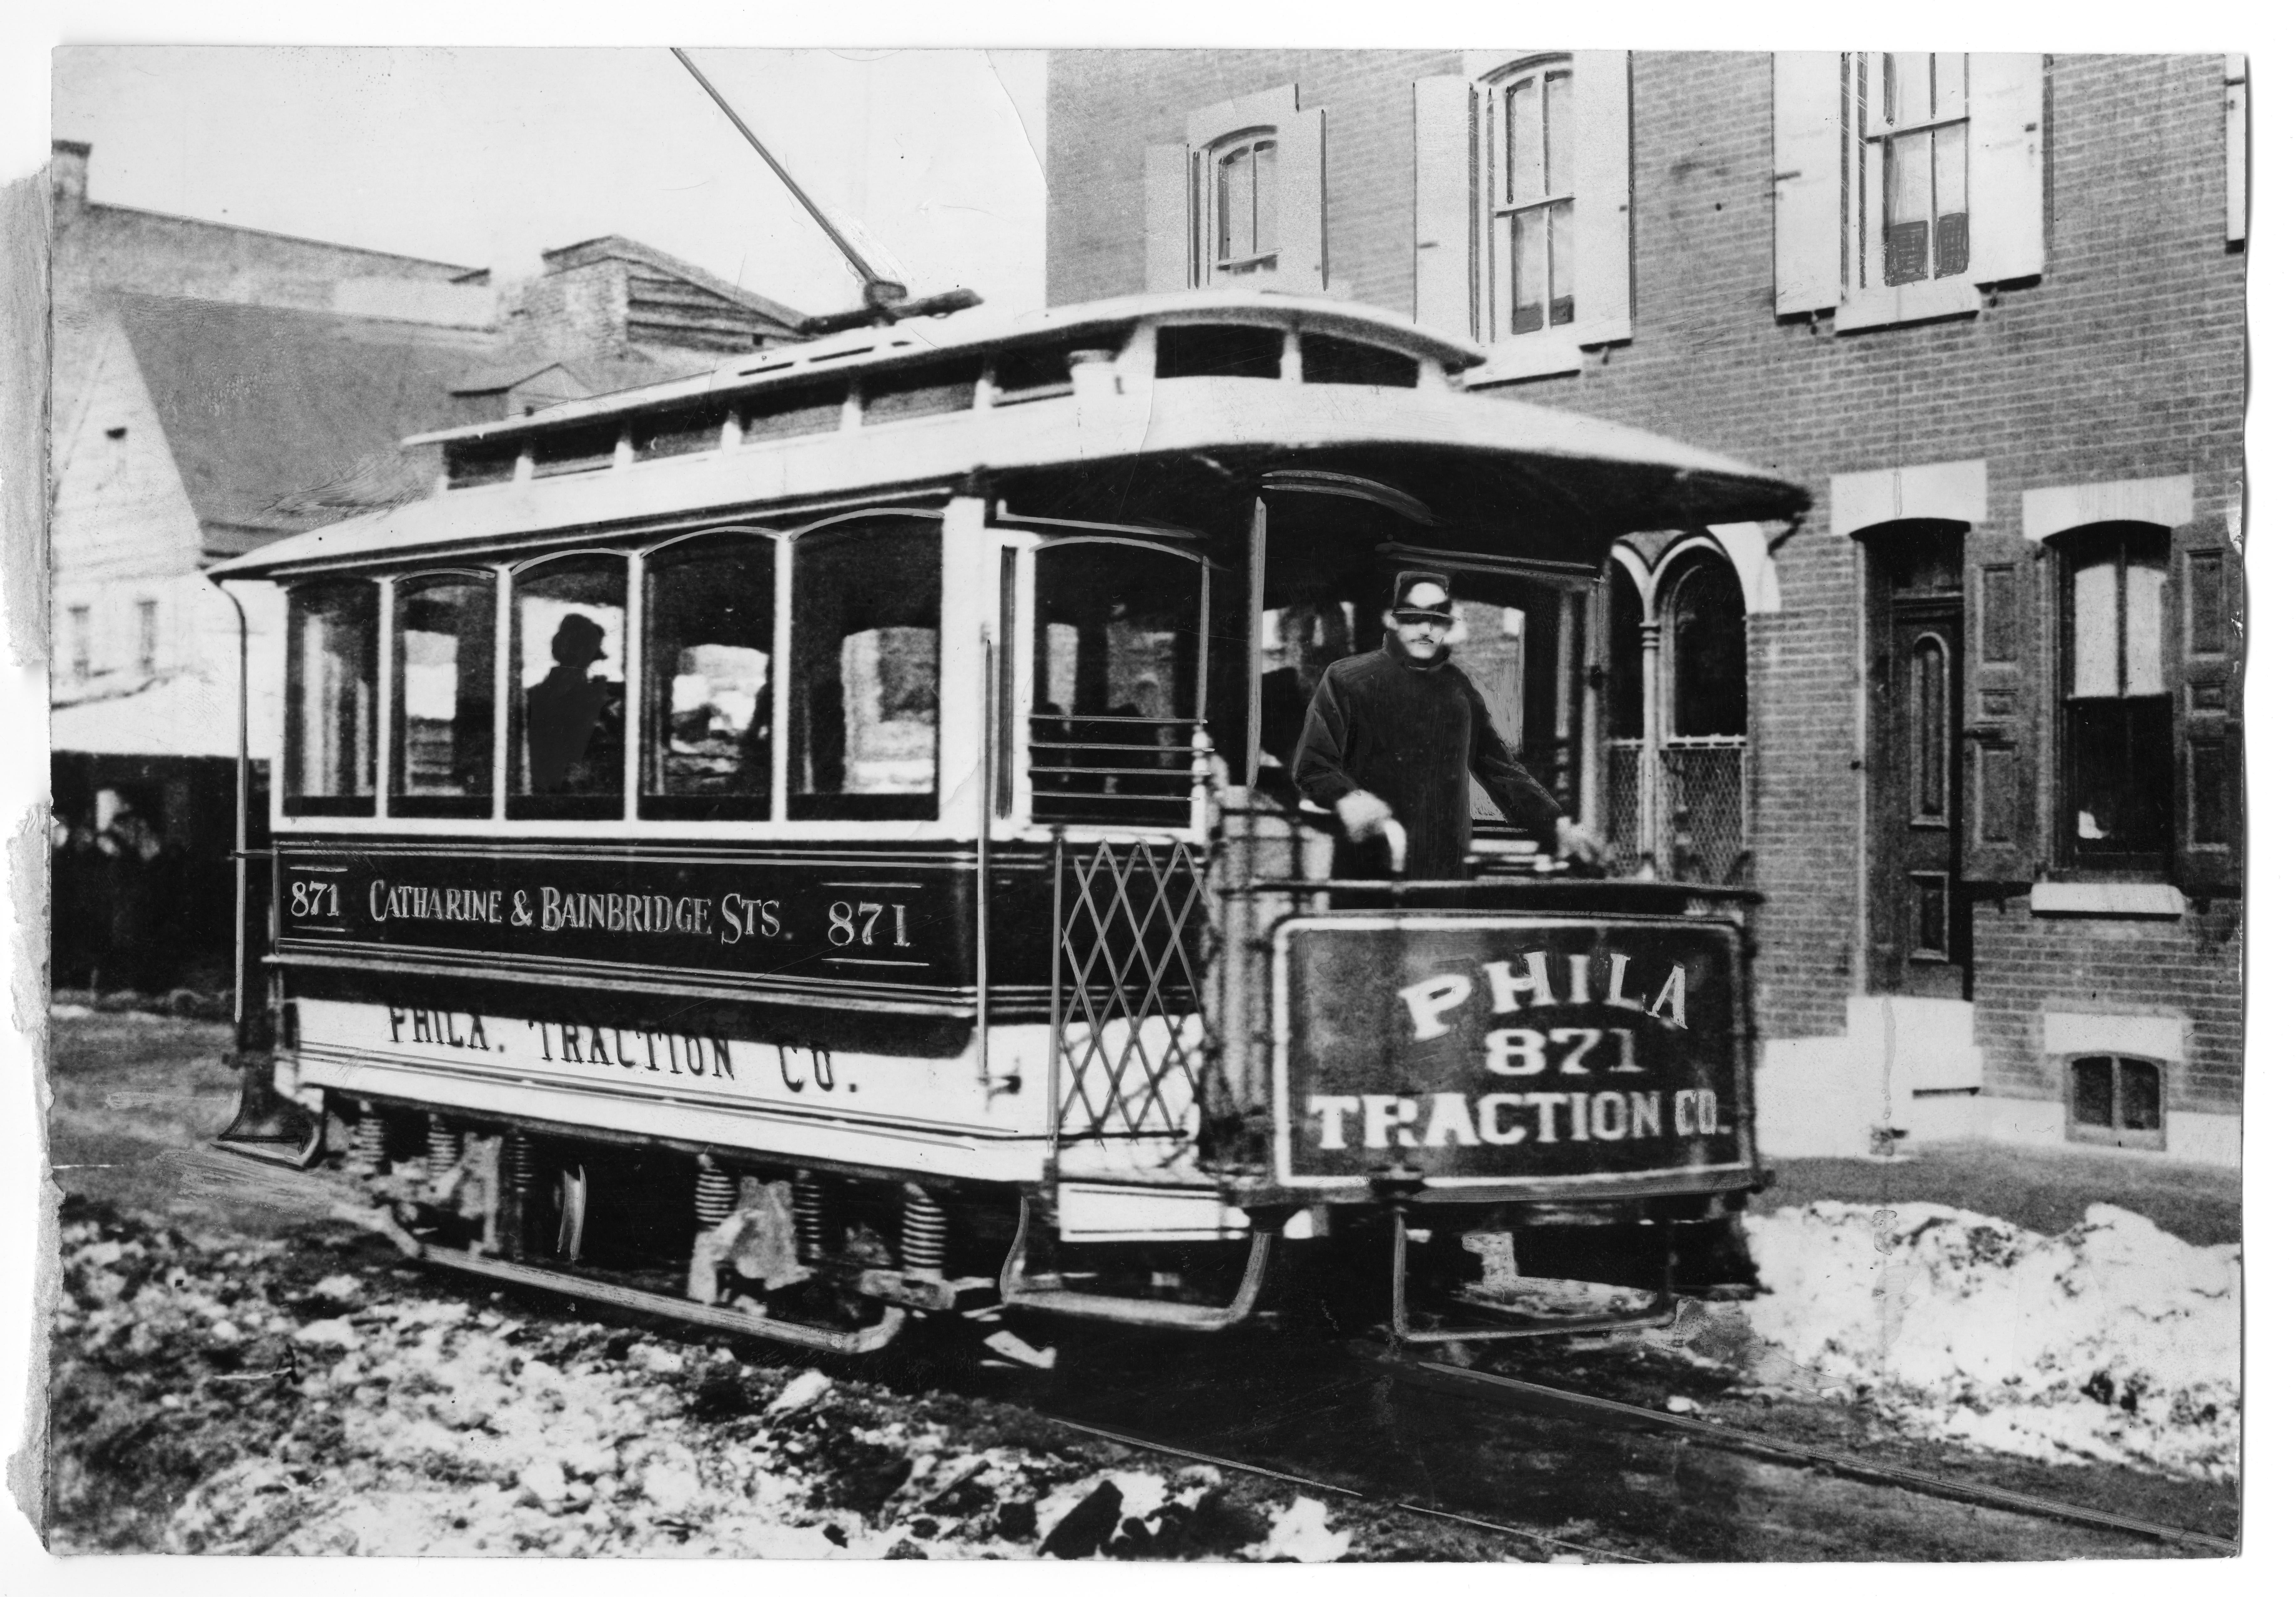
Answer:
[{"left": 1046, "top": 50, "right": 2244, "bottom": 1113}]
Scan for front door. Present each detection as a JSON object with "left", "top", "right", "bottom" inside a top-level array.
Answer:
[{"left": 1867, "top": 530, "right": 1968, "bottom": 997}]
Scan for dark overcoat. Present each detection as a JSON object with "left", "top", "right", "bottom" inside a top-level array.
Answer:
[{"left": 1292, "top": 634, "right": 1563, "bottom": 879}]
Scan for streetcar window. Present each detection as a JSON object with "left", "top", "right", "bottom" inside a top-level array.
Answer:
[
  {"left": 530, "top": 421, "right": 622, "bottom": 479},
  {"left": 642, "top": 535, "right": 777, "bottom": 820},
  {"left": 444, "top": 439, "right": 518, "bottom": 488},
  {"left": 743, "top": 382, "right": 846, "bottom": 442},
  {"left": 789, "top": 519, "right": 941, "bottom": 820},
  {"left": 860, "top": 357, "right": 979, "bottom": 423},
  {"left": 510, "top": 555, "right": 628, "bottom": 819},
  {"left": 284, "top": 582, "right": 378, "bottom": 816},
  {"left": 1299, "top": 334, "right": 1420, "bottom": 388},
  {"left": 632, "top": 405, "right": 728, "bottom": 462},
  {"left": 390, "top": 573, "right": 495, "bottom": 818},
  {"left": 1156, "top": 323, "right": 1285, "bottom": 380},
  {"left": 1031, "top": 541, "right": 1202, "bottom": 827}
]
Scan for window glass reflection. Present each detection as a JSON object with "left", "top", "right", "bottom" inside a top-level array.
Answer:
[
  {"left": 790, "top": 520, "right": 941, "bottom": 819},
  {"left": 644, "top": 536, "right": 776, "bottom": 818},
  {"left": 392, "top": 575, "right": 494, "bottom": 815}
]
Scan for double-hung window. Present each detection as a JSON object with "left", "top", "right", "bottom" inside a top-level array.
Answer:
[
  {"left": 1862, "top": 53, "right": 1971, "bottom": 288},
  {"left": 2059, "top": 526, "right": 2172, "bottom": 870},
  {"left": 1773, "top": 52, "right": 2045, "bottom": 329},
  {"left": 1491, "top": 61, "right": 1575, "bottom": 336},
  {"left": 1142, "top": 84, "right": 1327, "bottom": 295},
  {"left": 1413, "top": 52, "right": 1633, "bottom": 381}
]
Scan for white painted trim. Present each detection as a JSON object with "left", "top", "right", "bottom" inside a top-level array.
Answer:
[
  {"left": 2043, "top": 1010, "right": 2187, "bottom": 1063},
  {"left": 1709, "top": 523, "right": 1784, "bottom": 615},
  {"left": 1185, "top": 83, "right": 1298, "bottom": 149},
  {"left": 2021, "top": 474, "right": 2196, "bottom": 542},
  {"left": 1832, "top": 276, "right": 1982, "bottom": 332},
  {"left": 2029, "top": 880, "right": 2188, "bottom": 918},
  {"left": 1463, "top": 325, "right": 1593, "bottom": 384},
  {"left": 1829, "top": 458, "right": 1988, "bottom": 537}
]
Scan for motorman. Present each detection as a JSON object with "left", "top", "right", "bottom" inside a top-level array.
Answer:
[{"left": 1293, "top": 571, "right": 1602, "bottom": 878}]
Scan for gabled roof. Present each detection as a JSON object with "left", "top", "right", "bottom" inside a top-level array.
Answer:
[
  {"left": 540, "top": 235, "right": 809, "bottom": 332},
  {"left": 106, "top": 291, "right": 491, "bottom": 540}
]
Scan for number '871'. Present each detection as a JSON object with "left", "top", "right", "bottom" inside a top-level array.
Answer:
[
  {"left": 289, "top": 881, "right": 341, "bottom": 918},
  {"left": 826, "top": 901, "right": 911, "bottom": 947}
]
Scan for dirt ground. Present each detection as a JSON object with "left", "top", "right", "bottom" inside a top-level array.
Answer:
[{"left": 32, "top": 1010, "right": 2245, "bottom": 1559}]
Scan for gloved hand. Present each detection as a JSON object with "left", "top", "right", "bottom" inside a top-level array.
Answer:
[
  {"left": 1332, "top": 789, "right": 1396, "bottom": 843},
  {"left": 1553, "top": 817, "right": 1606, "bottom": 865}
]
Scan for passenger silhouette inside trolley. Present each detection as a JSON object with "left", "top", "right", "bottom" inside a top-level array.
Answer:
[{"left": 525, "top": 613, "right": 624, "bottom": 794}]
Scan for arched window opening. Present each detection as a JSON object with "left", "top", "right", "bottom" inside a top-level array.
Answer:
[
  {"left": 1031, "top": 540, "right": 1204, "bottom": 828},
  {"left": 642, "top": 534, "right": 778, "bottom": 821},
  {"left": 391, "top": 572, "right": 495, "bottom": 818},
  {"left": 509, "top": 555, "right": 627, "bottom": 820},
  {"left": 1910, "top": 633, "right": 1951, "bottom": 823},
  {"left": 1211, "top": 131, "right": 1279, "bottom": 279},
  {"left": 2059, "top": 524, "right": 2172, "bottom": 868},
  {"left": 2067, "top": 1054, "right": 2166, "bottom": 1151},
  {"left": 1604, "top": 565, "right": 1645, "bottom": 852},
  {"left": 1662, "top": 558, "right": 1748, "bottom": 881},
  {"left": 789, "top": 518, "right": 942, "bottom": 821},
  {"left": 285, "top": 581, "right": 378, "bottom": 817}
]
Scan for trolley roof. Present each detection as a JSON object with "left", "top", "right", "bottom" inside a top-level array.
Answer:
[{"left": 208, "top": 291, "right": 1808, "bottom": 581}]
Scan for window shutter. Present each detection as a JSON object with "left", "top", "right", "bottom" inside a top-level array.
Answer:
[
  {"left": 1967, "top": 54, "right": 2045, "bottom": 285},
  {"left": 2173, "top": 521, "right": 2242, "bottom": 892},
  {"left": 1274, "top": 106, "right": 1327, "bottom": 293},
  {"left": 2227, "top": 56, "right": 2249, "bottom": 248},
  {"left": 1573, "top": 51, "right": 1633, "bottom": 338},
  {"left": 1143, "top": 144, "right": 1190, "bottom": 292},
  {"left": 1962, "top": 531, "right": 2041, "bottom": 881},
  {"left": 1413, "top": 76, "right": 1475, "bottom": 339},
  {"left": 1771, "top": 52, "right": 1844, "bottom": 315}
]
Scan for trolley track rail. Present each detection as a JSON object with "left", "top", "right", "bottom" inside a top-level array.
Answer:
[
  {"left": 1374, "top": 1351, "right": 2237, "bottom": 1557},
  {"left": 204, "top": 1145, "right": 2235, "bottom": 1561}
]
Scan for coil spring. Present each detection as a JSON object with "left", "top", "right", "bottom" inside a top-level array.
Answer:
[
  {"left": 694, "top": 1159, "right": 737, "bottom": 1228},
  {"left": 426, "top": 1116, "right": 464, "bottom": 1181},
  {"left": 505, "top": 1130, "right": 538, "bottom": 1196},
  {"left": 901, "top": 1187, "right": 948, "bottom": 1278},
  {"left": 351, "top": 1108, "right": 388, "bottom": 1173},
  {"left": 791, "top": 1171, "right": 827, "bottom": 1264}
]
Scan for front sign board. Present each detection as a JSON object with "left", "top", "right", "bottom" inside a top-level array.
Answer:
[
  {"left": 1273, "top": 914, "right": 1751, "bottom": 1188},
  {"left": 277, "top": 847, "right": 971, "bottom": 998}
]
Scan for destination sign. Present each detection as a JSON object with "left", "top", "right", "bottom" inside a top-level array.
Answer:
[
  {"left": 275, "top": 847, "right": 973, "bottom": 995},
  {"left": 1273, "top": 915, "right": 1749, "bottom": 1187}
]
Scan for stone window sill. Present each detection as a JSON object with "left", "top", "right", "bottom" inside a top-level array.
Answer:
[
  {"left": 2029, "top": 881, "right": 2189, "bottom": 919},
  {"left": 1464, "top": 317, "right": 1631, "bottom": 386},
  {"left": 1832, "top": 277, "right": 1982, "bottom": 332}
]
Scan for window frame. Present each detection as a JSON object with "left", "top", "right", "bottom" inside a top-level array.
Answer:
[
  {"left": 1855, "top": 52, "right": 1973, "bottom": 295},
  {"left": 2052, "top": 524, "right": 2175, "bottom": 877},
  {"left": 1484, "top": 56, "right": 1578, "bottom": 343},
  {"left": 1203, "top": 128, "right": 1281, "bottom": 281},
  {"left": 386, "top": 567, "right": 499, "bottom": 820},
  {"left": 1023, "top": 535, "right": 1212, "bottom": 832},
  {"left": 638, "top": 528, "right": 783, "bottom": 823},
  {"left": 2063, "top": 1053, "right": 2169, "bottom": 1151},
  {"left": 282, "top": 578, "right": 382, "bottom": 819},
  {"left": 506, "top": 548, "right": 636, "bottom": 823},
  {"left": 786, "top": 513, "right": 948, "bottom": 824}
]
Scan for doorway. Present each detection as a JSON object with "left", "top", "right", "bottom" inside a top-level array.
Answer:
[{"left": 1865, "top": 525, "right": 1969, "bottom": 998}]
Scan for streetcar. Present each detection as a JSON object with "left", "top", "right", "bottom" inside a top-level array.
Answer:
[{"left": 210, "top": 288, "right": 1808, "bottom": 1353}]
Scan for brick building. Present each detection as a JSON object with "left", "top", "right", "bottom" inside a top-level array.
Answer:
[
  {"left": 1045, "top": 52, "right": 2245, "bottom": 1164},
  {"left": 48, "top": 140, "right": 810, "bottom": 992}
]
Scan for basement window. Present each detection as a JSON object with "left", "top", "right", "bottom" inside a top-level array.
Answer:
[{"left": 2065, "top": 1054, "right": 2167, "bottom": 1151}]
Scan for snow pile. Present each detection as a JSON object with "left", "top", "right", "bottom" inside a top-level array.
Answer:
[
  {"left": 49, "top": 1207, "right": 1362, "bottom": 1559},
  {"left": 1745, "top": 1202, "right": 2240, "bottom": 1479}
]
